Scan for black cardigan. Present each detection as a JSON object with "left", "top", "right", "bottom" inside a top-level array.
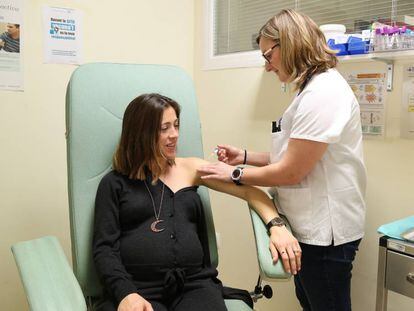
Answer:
[{"left": 93, "top": 170, "right": 252, "bottom": 307}]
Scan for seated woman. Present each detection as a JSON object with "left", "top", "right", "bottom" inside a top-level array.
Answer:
[{"left": 93, "top": 93, "right": 301, "bottom": 311}]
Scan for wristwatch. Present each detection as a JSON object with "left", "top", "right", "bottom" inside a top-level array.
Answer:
[
  {"left": 266, "top": 216, "right": 286, "bottom": 232},
  {"left": 231, "top": 167, "right": 244, "bottom": 185}
]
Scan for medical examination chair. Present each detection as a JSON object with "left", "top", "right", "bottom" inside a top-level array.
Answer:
[{"left": 11, "top": 63, "right": 290, "bottom": 311}]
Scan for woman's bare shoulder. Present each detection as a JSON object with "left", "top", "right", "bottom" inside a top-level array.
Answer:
[
  {"left": 176, "top": 157, "right": 209, "bottom": 169},
  {"left": 176, "top": 157, "right": 211, "bottom": 185}
]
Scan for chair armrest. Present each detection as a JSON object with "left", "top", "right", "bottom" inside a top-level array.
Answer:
[
  {"left": 225, "top": 299, "right": 252, "bottom": 311},
  {"left": 249, "top": 207, "right": 292, "bottom": 280},
  {"left": 11, "top": 236, "right": 87, "bottom": 311}
]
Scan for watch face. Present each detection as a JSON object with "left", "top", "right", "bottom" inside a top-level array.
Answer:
[
  {"left": 270, "top": 217, "right": 285, "bottom": 227},
  {"left": 231, "top": 167, "right": 243, "bottom": 185},
  {"left": 232, "top": 169, "right": 241, "bottom": 179},
  {"left": 274, "top": 218, "right": 284, "bottom": 225}
]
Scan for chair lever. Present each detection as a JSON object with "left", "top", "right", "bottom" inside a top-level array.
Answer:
[
  {"left": 250, "top": 275, "right": 273, "bottom": 302},
  {"left": 407, "top": 273, "right": 414, "bottom": 285}
]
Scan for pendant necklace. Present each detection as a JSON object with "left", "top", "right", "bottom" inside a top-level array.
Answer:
[{"left": 144, "top": 180, "right": 165, "bottom": 233}]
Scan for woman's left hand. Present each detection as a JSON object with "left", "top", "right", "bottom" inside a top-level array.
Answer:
[
  {"left": 197, "top": 162, "right": 235, "bottom": 182},
  {"left": 269, "top": 226, "right": 302, "bottom": 275}
]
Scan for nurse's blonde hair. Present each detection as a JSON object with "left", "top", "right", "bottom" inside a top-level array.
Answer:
[{"left": 257, "top": 9, "right": 338, "bottom": 91}]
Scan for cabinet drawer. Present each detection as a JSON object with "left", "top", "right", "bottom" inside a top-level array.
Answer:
[{"left": 386, "top": 250, "right": 414, "bottom": 298}]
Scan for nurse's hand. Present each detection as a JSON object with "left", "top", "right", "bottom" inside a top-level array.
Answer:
[
  {"left": 198, "top": 161, "right": 234, "bottom": 182},
  {"left": 269, "top": 226, "right": 301, "bottom": 275},
  {"left": 118, "top": 293, "right": 154, "bottom": 311},
  {"left": 216, "top": 144, "right": 244, "bottom": 165}
]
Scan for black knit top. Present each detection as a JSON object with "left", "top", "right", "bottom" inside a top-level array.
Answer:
[{"left": 92, "top": 171, "right": 218, "bottom": 304}]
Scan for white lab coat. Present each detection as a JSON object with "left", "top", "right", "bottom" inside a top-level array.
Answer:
[{"left": 270, "top": 69, "right": 366, "bottom": 246}]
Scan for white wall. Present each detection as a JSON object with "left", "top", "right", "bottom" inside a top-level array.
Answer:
[
  {"left": 0, "top": 1, "right": 194, "bottom": 310},
  {"left": 194, "top": 2, "right": 414, "bottom": 311},
  {"left": 2, "top": 1, "right": 414, "bottom": 311},
  {"left": 343, "top": 61, "right": 414, "bottom": 311}
]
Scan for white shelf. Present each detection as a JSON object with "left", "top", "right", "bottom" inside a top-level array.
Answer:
[
  {"left": 339, "top": 49, "right": 414, "bottom": 63},
  {"left": 339, "top": 49, "right": 414, "bottom": 91}
]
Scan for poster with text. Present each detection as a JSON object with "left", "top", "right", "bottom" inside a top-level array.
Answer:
[
  {"left": 43, "top": 6, "right": 82, "bottom": 64},
  {"left": 0, "top": 0, "right": 23, "bottom": 91},
  {"left": 401, "top": 65, "right": 414, "bottom": 139},
  {"left": 345, "top": 72, "right": 387, "bottom": 138}
]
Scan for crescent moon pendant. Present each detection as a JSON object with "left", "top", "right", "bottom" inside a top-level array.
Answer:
[{"left": 150, "top": 220, "right": 165, "bottom": 233}]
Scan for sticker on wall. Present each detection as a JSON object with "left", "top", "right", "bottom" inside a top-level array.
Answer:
[
  {"left": 42, "top": 6, "right": 83, "bottom": 65},
  {"left": 0, "top": 0, "right": 23, "bottom": 91},
  {"left": 401, "top": 65, "right": 414, "bottom": 139},
  {"left": 344, "top": 72, "right": 387, "bottom": 138}
]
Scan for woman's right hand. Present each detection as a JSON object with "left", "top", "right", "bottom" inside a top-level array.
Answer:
[
  {"left": 216, "top": 144, "right": 244, "bottom": 165},
  {"left": 118, "top": 293, "right": 154, "bottom": 311},
  {"left": 268, "top": 226, "right": 302, "bottom": 275}
]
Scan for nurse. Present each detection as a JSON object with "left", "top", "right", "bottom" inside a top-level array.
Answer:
[{"left": 198, "top": 9, "right": 366, "bottom": 311}]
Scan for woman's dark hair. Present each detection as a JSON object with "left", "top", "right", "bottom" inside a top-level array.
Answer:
[{"left": 113, "top": 93, "right": 180, "bottom": 181}]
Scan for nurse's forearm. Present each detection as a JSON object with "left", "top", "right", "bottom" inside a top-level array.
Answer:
[
  {"left": 242, "top": 162, "right": 301, "bottom": 187},
  {"left": 241, "top": 139, "right": 328, "bottom": 186},
  {"left": 245, "top": 151, "right": 270, "bottom": 167}
]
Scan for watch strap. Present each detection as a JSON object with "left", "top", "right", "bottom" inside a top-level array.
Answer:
[{"left": 266, "top": 216, "right": 286, "bottom": 232}]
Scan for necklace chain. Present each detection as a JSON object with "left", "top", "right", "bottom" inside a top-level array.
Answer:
[{"left": 144, "top": 180, "right": 165, "bottom": 221}]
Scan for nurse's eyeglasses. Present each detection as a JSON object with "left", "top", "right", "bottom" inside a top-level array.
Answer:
[{"left": 262, "top": 43, "right": 279, "bottom": 63}]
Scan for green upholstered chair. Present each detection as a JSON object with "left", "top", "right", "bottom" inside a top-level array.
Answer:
[{"left": 11, "top": 63, "right": 290, "bottom": 311}]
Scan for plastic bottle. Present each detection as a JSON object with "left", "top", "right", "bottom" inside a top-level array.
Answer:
[
  {"left": 373, "top": 28, "right": 382, "bottom": 51},
  {"left": 410, "top": 30, "right": 414, "bottom": 49},
  {"left": 383, "top": 27, "right": 392, "bottom": 50},
  {"left": 379, "top": 27, "right": 386, "bottom": 51},
  {"left": 392, "top": 26, "right": 400, "bottom": 50},
  {"left": 406, "top": 29, "right": 413, "bottom": 50},
  {"left": 401, "top": 26, "right": 407, "bottom": 49}
]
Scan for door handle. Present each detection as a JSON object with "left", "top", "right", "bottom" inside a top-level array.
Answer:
[{"left": 407, "top": 273, "right": 414, "bottom": 285}]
